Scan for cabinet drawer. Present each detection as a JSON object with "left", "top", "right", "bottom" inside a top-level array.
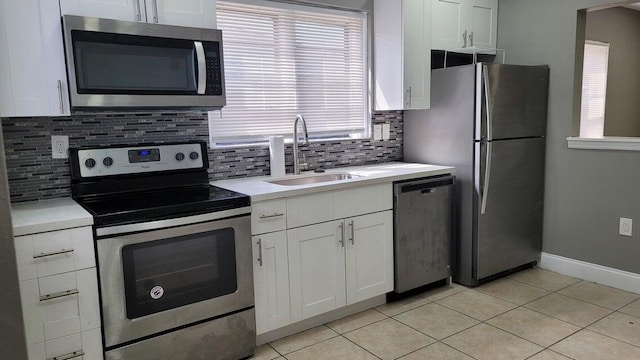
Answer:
[
  {"left": 15, "top": 227, "right": 95, "bottom": 281},
  {"left": 27, "top": 328, "right": 103, "bottom": 360},
  {"left": 288, "top": 184, "right": 393, "bottom": 228},
  {"left": 21, "top": 268, "right": 101, "bottom": 345},
  {"left": 251, "top": 199, "right": 287, "bottom": 234}
]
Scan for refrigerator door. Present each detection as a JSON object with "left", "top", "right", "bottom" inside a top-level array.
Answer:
[
  {"left": 474, "top": 137, "right": 545, "bottom": 280},
  {"left": 475, "top": 63, "right": 550, "bottom": 141}
]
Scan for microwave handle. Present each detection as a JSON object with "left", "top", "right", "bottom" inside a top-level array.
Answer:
[{"left": 194, "top": 41, "right": 206, "bottom": 95}]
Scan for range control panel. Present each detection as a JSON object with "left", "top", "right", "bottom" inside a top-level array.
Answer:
[{"left": 75, "top": 142, "right": 205, "bottom": 178}]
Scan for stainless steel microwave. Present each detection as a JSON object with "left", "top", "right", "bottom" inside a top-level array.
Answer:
[{"left": 62, "top": 15, "right": 225, "bottom": 110}]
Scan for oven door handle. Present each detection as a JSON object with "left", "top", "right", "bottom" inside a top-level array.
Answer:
[{"left": 195, "top": 41, "right": 206, "bottom": 95}]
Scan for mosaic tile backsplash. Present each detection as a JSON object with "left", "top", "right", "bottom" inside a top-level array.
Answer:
[{"left": 2, "top": 111, "right": 403, "bottom": 202}]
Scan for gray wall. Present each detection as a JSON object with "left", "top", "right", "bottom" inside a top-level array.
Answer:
[
  {"left": 498, "top": 0, "right": 640, "bottom": 273},
  {"left": 0, "top": 128, "right": 28, "bottom": 359},
  {"left": 586, "top": 7, "right": 640, "bottom": 136}
]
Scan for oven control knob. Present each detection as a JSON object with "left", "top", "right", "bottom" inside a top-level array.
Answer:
[
  {"left": 85, "top": 158, "right": 96, "bottom": 168},
  {"left": 103, "top": 157, "right": 114, "bottom": 167},
  {"left": 189, "top": 151, "right": 199, "bottom": 160},
  {"left": 175, "top": 152, "right": 185, "bottom": 161}
]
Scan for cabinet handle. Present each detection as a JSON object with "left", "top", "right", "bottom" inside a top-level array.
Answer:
[
  {"left": 40, "top": 289, "right": 79, "bottom": 302},
  {"left": 405, "top": 87, "right": 412, "bottom": 108},
  {"left": 348, "top": 220, "right": 354, "bottom": 245},
  {"left": 338, "top": 223, "right": 344, "bottom": 247},
  {"left": 256, "top": 238, "right": 263, "bottom": 267},
  {"left": 47, "top": 350, "right": 84, "bottom": 360},
  {"left": 33, "top": 248, "right": 74, "bottom": 259},
  {"left": 259, "top": 213, "right": 284, "bottom": 219},
  {"left": 462, "top": 30, "right": 468, "bottom": 47},
  {"left": 152, "top": 0, "right": 159, "bottom": 23},
  {"left": 135, "top": 0, "right": 142, "bottom": 21},
  {"left": 56, "top": 80, "right": 64, "bottom": 114},
  {"left": 469, "top": 32, "right": 474, "bottom": 47}
]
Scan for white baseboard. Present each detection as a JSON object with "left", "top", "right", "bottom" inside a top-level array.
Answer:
[{"left": 540, "top": 252, "right": 640, "bottom": 294}]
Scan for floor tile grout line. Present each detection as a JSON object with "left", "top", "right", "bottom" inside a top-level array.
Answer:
[
  {"left": 507, "top": 273, "right": 582, "bottom": 293},
  {"left": 553, "top": 290, "right": 639, "bottom": 312},
  {"left": 584, "top": 314, "right": 640, "bottom": 350},
  {"left": 268, "top": 325, "right": 341, "bottom": 357},
  {"left": 338, "top": 333, "right": 383, "bottom": 360}
]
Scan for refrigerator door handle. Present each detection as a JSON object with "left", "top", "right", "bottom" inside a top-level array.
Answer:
[
  {"left": 481, "top": 142, "right": 492, "bottom": 215},
  {"left": 483, "top": 65, "right": 493, "bottom": 141}
]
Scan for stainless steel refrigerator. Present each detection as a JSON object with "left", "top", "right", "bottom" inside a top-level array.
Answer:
[{"left": 404, "top": 63, "right": 550, "bottom": 286}]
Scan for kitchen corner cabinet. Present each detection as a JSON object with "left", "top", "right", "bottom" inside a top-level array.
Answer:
[
  {"left": 60, "top": 0, "right": 217, "bottom": 29},
  {"left": 374, "top": 0, "right": 431, "bottom": 111},
  {"left": 14, "top": 226, "right": 103, "bottom": 360},
  {"left": 0, "top": 0, "right": 70, "bottom": 117},
  {"left": 431, "top": 0, "right": 498, "bottom": 52}
]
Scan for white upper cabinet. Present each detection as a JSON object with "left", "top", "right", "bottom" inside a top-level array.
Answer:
[
  {"left": 374, "top": 0, "right": 432, "bottom": 111},
  {"left": 431, "top": 0, "right": 498, "bottom": 52},
  {"left": 0, "top": 0, "right": 70, "bottom": 117},
  {"left": 60, "top": 0, "right": 217, "bottom": 28}
]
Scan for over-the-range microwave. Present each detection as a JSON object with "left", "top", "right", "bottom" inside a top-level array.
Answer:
[{"left": 62, "top": 15, "right": 225, "bottom": 111}]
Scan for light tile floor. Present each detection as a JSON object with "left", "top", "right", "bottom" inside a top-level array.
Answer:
[{"left": 250, "top": 268, "right": 640, "bottom": 360}]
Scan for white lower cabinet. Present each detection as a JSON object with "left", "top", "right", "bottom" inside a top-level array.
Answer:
[
  {"left": 288, "top": 211, "right": 394, "bottom": 322},
  {"left": 15, "top": 226, "right": 103, "bottom": 360},
  {"left": 27, "top": 328, "right": 102, "bottom": 360},
  {"left": 252, "top": 231, "right": 291, "bottom": 334},
  {"left": 252, "top": 184, "right": 394, "bottom": 335}
]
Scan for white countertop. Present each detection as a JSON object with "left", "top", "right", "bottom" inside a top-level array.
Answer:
[
  {"left": 211, "top": 162, "right": 455, "bottom": 201},
  {"left": 11, "top": 198, "right": 93, "bottom": 236}
]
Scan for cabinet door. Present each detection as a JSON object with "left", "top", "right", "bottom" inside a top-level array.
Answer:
[
  {"left": 253, "top": 232, "right": 291, "bottom": 335},
  {"left": 288, "top": 221, "right": 346, "bottom": 322},
  {"left": 147, "top": 0, "right": 217, "bottom": 28},
  {"left": 402, "top": 0, "right": 431, "bottom": 110},
  {"left": 0, "top": 0, "right": 70, "bottom": 117},
  {"left": 60, "top": 0, "right": 145, "bottom": 22},
  {"left": 470, "top": 0, "right": 498, "bottom": 49},
  {"left": 345, "top": 211, "right": 393, "bottom": 305},
  {"left": 431, "top": 0, "right": 469, "bottom": 50}
]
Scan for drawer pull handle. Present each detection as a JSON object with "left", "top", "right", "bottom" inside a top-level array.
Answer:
[
  {"left": 257, "top": 238, "right": 263, "bottom": 267},
  {"left": 33, "top": 248, "right": 74, "bottom": 259},
  {"left": 48, "top": 350, "right": 84, "bottom": 360},
  {"left": 259, "top": 213, "right": 284, "bottom": 219},
  {"left": 40, "top": 289, "right": 79, "bottom": 302}
]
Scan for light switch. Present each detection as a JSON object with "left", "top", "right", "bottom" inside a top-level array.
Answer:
[
  {"left": 382, "top": 123, "right": 391, "bottom": 140},
  {"left": 373, "top": 124, "right": 382, "bottom": 141}
]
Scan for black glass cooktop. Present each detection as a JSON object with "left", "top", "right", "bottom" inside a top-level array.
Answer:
[{"left": 76, "top": 185, "right": 250, "bottom": 227}]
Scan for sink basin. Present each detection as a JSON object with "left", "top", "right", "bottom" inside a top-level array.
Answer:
[{"left": 267, "top": 173, "right": 359, "bottom": 186}]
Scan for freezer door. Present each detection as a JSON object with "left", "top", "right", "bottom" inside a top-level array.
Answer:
[
  {"left": 475, "top": 63, "right": 550, "bottom": 140},
  {"left": 475, "top": 137, "right": 545, "bottom": 280}
]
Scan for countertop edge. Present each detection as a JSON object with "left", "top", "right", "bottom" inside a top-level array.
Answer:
[
  {"left": 11, "top": 198, "right": 93, "bottom": 236},
  {"left": 211, "top": 162, "right": 456, "bottom": 202}
]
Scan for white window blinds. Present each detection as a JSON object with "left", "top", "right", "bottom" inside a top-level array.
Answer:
[
  {"left": 210, "top": 0, "right": 368, "bottom": 146},
  {"left": 580, "top": 41, "right": 610, "bottom": 138}
]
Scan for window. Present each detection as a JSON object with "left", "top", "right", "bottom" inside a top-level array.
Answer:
[
  {"left": 579, "top": 41, "right": 610, "bottom": 138},
  {"left": 210, "top": 0, "right": 368, "bottom": 146}
]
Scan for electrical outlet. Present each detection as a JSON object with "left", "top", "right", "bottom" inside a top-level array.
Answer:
[
  {"left": 619, "top": 217, "right": 633, "bottom": 237},
  {"left": 373, "top": 124, "right": 382, "bottom": 141},
  {"left": 382, "top": 123, "right": 391, "bottom": 140},
  {"left": 51, "top": 135, "right": 69, "bottom": 159}
]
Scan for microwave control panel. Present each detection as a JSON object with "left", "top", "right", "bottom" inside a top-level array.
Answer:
[{"left": 204, "top": 42, "right": 223, "bottom": 96}]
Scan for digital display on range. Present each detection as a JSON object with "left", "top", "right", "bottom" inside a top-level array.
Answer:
[{"left": 128, "top": 148, "right": 161, "bottom": 163}]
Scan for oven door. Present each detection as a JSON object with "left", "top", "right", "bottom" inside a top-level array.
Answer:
[{"left": 97, "top": 215, "right": 252, "bottom": 348}]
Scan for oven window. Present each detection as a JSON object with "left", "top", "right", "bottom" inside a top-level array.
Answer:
[{"left": 122, "top": 228, "right": 237, "bottom": 319}]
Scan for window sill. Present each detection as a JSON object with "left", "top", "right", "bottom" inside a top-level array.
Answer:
[{"left": 567, "top": 136, "right": 640, "bottom": 151}]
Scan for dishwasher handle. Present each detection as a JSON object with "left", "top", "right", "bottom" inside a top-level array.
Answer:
[{"left": 394, "top": 175, "right": 455, "bottom": 194}]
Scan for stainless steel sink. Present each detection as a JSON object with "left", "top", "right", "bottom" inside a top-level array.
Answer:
[{"left": 267, "top": 173, "right": 359, "bottom": 186}]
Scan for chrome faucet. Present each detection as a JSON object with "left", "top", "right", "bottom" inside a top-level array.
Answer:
[{"left": 292, "top": 114, "right": 309, "bottom": 175}]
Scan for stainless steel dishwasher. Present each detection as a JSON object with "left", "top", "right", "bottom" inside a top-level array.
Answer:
[{"left": 393, "top": 175, "right": 455, "bottom": 293}]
